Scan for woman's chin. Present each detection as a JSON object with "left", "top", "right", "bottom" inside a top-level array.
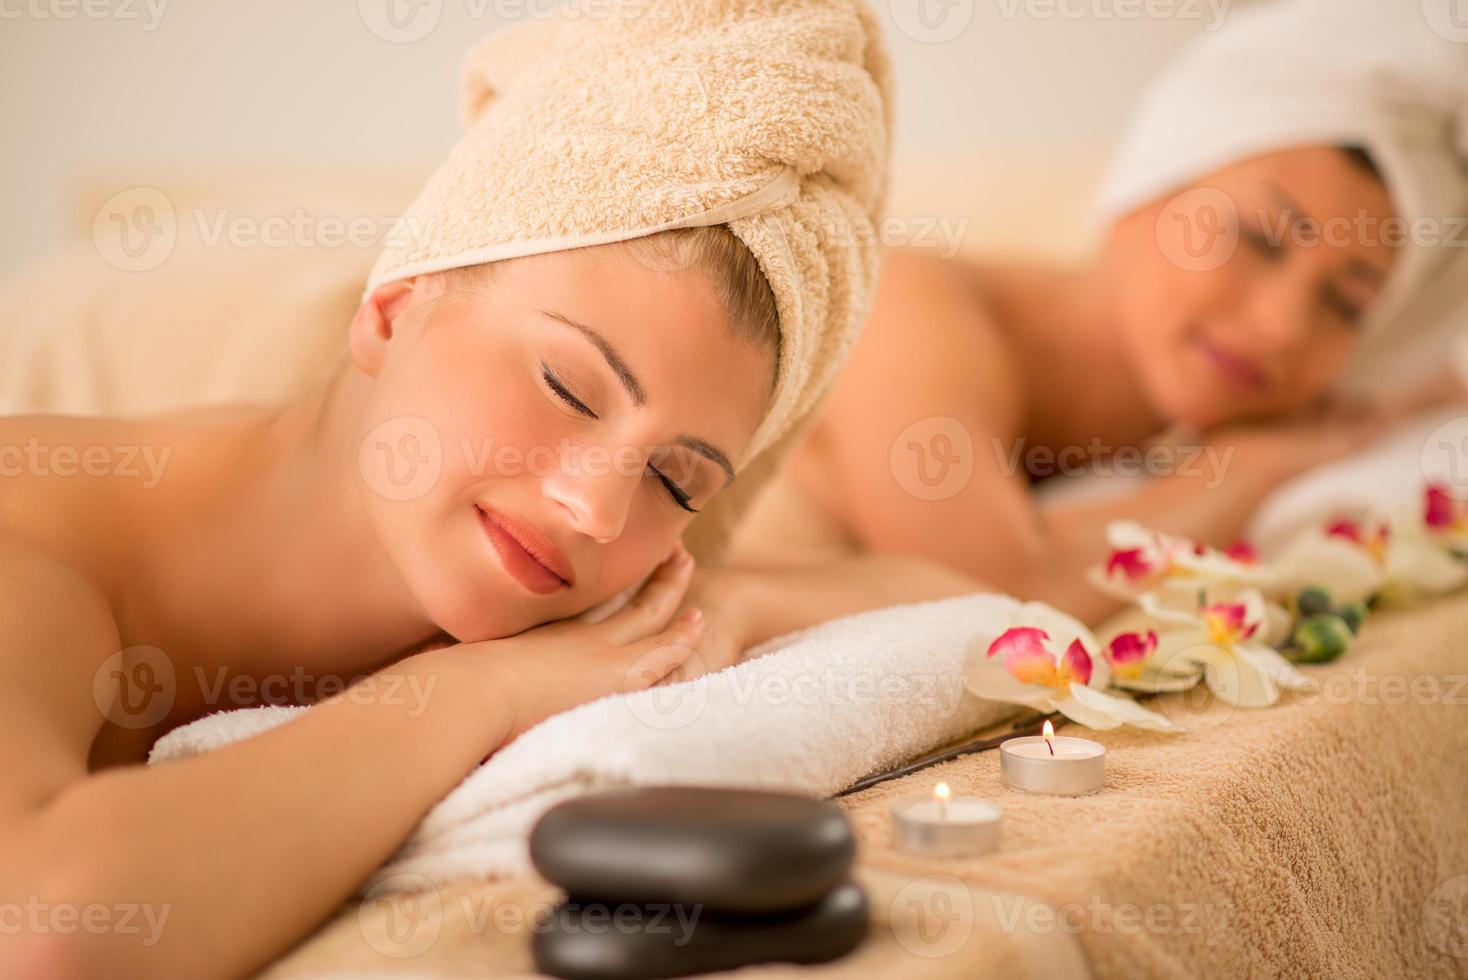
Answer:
[
  {"left": 409, "top": 572, "right": 545, "bottom": 644},
  {"left": 1147, "top": 373, "right": 1239, "bottom": 433}
]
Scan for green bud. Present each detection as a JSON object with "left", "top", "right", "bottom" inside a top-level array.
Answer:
[
  {"left": 1291, "top": 614, "right": 1353, "bottom": 664},
  {"left": 1296, "top": 586, "right": 1333, "bottom": 618},
  {"left": 1335, "top": 602, "right": 1367, "bottom": 636}
]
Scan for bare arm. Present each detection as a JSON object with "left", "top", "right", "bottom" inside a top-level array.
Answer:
[
  {"left": 0, "top": 545, "right": 702, "bottom": 980},
  {"left": 683, "top": 551, "right": 989, "bottom": 668}
]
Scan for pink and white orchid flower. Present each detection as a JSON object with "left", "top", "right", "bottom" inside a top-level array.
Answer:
[
  {"left": 1273, "top": 493, "right": 1467, "bottom": 606},
  {"left": 1100, "top": 627, "right": 1206, "bottom": 695},
  {"left": 1267, "top": 518, "right": 1387, "bottom": 606},
  {"left": 965, "top": 602, "right": 1179, "bottom": 732},
  {"left": 1087, "top": 520, "right": 1272, "bottom": 605},
  {"left": 1135, "top": 589, "right": 1310, "bottom": 708},
  {"left": 1420, "top": 484, "right": 1468, "bottom": 560}
]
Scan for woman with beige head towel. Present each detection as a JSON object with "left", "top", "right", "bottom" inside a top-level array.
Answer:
[{"left": 0, "top": 1, "right": 890, "bottom": 975}]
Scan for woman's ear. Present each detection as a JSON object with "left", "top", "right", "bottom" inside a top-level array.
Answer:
[{"left": 348, "top": 278, "right": 421, "bottom": 378}]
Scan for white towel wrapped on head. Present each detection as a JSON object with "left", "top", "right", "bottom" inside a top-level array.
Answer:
[
  {"left": 149, "top": 593, "right": 1025, "bottom": 896},
  {"left": 1093, "top": 0, "right": 1468, "bottom": 394}
]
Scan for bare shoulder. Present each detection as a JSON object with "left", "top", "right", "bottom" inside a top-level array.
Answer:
[
  {"left": 0, "top": 536, "right": 122, "bottom": 813},
  {"left": 0, "top": 416, "right": 137, "bottom": 807},
  {"left": 0, "top": 411, "right": 177, "bottom": 559},
  {"left": 818, "top": 247, "right": 1027, "bottom": 440}
]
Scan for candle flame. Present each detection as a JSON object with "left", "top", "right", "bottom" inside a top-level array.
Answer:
[
  {"left": 933, "top": 782, "right": 952, "bottom": 803},
  {"left": 1042, "top": 719, "right": 1055, "bottom": 756}
]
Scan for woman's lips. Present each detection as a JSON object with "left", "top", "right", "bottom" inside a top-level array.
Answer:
[
  {"left": 474, "top": 505, "right": 574, "bottom": 596},
  {"left": 1195, "top": 334, "right": 1268, "bottom": 392}
]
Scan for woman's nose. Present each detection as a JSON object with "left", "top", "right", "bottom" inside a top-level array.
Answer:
[
  {"left": 1242, "top": 271, "right": 1316, "bottom": 355},
  {"left": 543, "top": 456, "right": 642, "bottom": 544}
]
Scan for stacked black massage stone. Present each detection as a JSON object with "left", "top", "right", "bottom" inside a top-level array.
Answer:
[{"left": 529, "top": 786, "right": 867, "bottom": 980}]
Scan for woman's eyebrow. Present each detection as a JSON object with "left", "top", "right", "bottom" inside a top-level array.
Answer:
[
  {"left": 538, "top": 309, "right": 647, "bottom": 407},
  {"left": 677, "top": 435, "right": 736, "bottom": 485},
  {"left": 538, "top": 308, "right": 737, "bottom": 484}
]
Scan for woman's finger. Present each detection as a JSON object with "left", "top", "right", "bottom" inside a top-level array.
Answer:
[
  {"left": 616, "top": 608, "right": 706, "bottom": 692},
  {"left": 594, "top": 546, "right": 695, "bottom": 647}
]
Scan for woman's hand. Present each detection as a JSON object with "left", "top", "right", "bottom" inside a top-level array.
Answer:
[
  {"left": 667, "top": 565, "right": 754, "bottom": 682},
  {"left": 423, "top": 546, "right": 707, "bottom": 742},
  {"left": 1208, "top": 402, "right": 1401, "bottom": 485}
]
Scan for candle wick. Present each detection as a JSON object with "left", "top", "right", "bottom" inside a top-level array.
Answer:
[{"left": 1045, "top": 739, "right": 1054, "bottom": 757}]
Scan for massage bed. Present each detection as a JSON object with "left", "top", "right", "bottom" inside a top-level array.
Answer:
[{"left": 237, "top": 585, "right": 1468, "bottom": 979}]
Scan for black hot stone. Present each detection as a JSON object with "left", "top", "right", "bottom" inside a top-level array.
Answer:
[
  {"left": 529, "top": 787, "right": 855, "bottom": 914},
  {"left": 531, "top": 880, "right": 869, "bottom": 980}
]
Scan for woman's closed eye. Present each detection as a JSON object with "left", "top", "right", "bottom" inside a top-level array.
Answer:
[
  {"left": 541, "top": 363, "right": 598, "bottom": 419},
  {"left": 541, "top": 362, "right": 699, "bottom": 513},
  {"left": 1240, "top": 224, "right": 1282, "bottom": 260},
  {"left": 1321, "top": 282, "right": 1367, "bottom": 326}
]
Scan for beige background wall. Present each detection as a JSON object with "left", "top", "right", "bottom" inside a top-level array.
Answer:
[{"left": 0, "top": 0, "right": 1229, "bottom": 277}]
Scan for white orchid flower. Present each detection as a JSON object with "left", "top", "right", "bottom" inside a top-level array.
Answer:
[
  {"left": 1391, "top": 485, "right": 1468, "bottom": 601},
  {"left": 1268, "top": 521, "right": 1386, "bottom": 606},
  {"left": 1087, "top": 520, "right": 1273, "bottom": 604},
  {"left": 1100, "top": 627, "right": 1205, "bottom": 695},
  {"left": 965, "top": 601, "right": 1179, "bottom": 732},
  {"left": 1134, "top": 588, "right": 1311, "bottom": 709},
  {"left": 1274, "top": 492, "right": 1467, "bottom": 607},
  {"left": 1089, "top": 520, "right": 1293, "bottom": 644}
]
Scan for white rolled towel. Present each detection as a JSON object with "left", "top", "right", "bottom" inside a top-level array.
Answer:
[{"left": 149, "top": 593, "right": 1024, "bottom": 895}]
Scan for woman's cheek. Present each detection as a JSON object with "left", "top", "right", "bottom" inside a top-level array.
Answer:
[{"left": 1300, "top": 337, "right": 1355, "bottom": 404}]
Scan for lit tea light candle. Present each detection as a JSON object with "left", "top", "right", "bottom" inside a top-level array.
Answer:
[
  {"left": 1000, "top": 720, "right": 1106, "bottom": 796},
  {"left": 890, "top": 781, "right": 1001, "bottom": 857}
]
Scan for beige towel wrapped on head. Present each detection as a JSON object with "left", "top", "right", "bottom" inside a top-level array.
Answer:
[{"left": 368, "top": 0, "right": 894, "bottom": 488}]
